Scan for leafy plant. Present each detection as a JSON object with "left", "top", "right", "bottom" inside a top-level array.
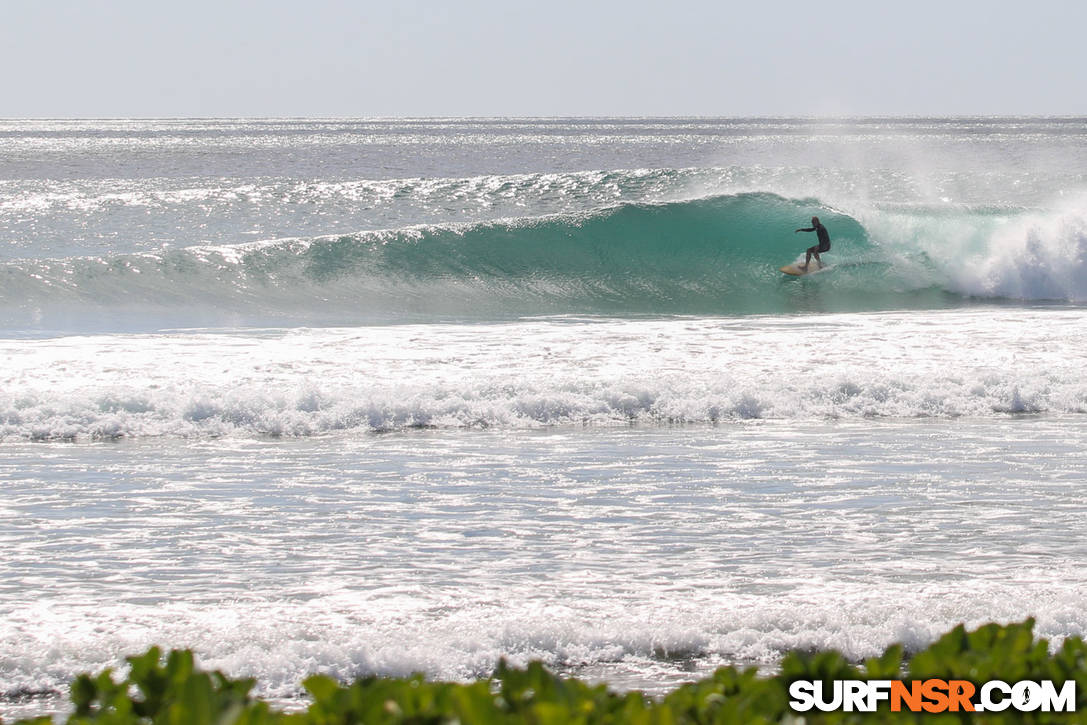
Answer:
[{"left": 8, "top": 620, "right": 1087, "bottom": 724}]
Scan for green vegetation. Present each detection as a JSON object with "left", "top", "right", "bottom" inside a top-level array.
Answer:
[{"left": 10, "top": 619, "right": 1087, "bottom": 724}]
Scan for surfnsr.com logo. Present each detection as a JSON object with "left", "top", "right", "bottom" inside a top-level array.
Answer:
[{"left": 788, "top": 679, "right": 1076, "bottom": 713}]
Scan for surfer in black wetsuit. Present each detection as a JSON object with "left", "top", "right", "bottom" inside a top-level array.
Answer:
[{"left": 795, "top": 216, "right": 830, "bottom": 270}]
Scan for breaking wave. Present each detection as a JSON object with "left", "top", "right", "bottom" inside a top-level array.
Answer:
[{"left": 1, "top": 190, "right": 1086, "bottom": 331}]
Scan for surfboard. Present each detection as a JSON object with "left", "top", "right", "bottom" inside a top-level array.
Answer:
[{"left": 780, "top": 262, "right": 825, "bottom": 276}]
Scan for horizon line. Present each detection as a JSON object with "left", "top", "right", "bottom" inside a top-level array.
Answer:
[{"left": 2, "top": 113, "right": 1087, "bottom": 122}]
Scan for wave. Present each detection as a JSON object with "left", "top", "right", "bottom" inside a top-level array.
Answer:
[
  {"left": 4, "top": 368, "right": 1084, "bottom": 442},
  {"left": 2, "top": 191, "right": 1086, "bottom": 330},
  {"left": 3, "top": 309, "right": 1086, "bottom": 441},
  {"left": 3, "top": 580, "right": 1085, "bottom": 706}
]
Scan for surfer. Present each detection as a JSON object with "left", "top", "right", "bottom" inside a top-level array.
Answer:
[{"left": 795, "top": 216, "right": 830, "bottom": 270}]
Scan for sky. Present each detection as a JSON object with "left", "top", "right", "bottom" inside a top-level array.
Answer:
[{"left": 2, "top": 0, "right": 1085, "bottom": 117}]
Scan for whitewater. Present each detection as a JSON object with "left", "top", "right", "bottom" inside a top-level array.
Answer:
[{"left": 2, "top": 117, "right": 1087, "bottom": 719}]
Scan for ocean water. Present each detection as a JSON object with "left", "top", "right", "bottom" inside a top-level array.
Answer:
[{"left": 2, "top": 118, "right": 1087, "bottom": 719}]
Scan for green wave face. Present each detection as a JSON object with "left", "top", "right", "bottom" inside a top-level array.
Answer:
[
  {"left": 0, "top": 192, "right": 1036, "bottom": 329},
  {"left": 285, "top": 193, "right": 915, "bottom": 317}
]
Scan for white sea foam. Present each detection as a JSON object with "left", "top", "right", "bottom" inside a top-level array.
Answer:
[
  {"left": 853, "top": 194, "right": 1087, "bottom": 303},
  {"left": 948, "top": 197, "right": 1087, "bottom": 302},
  {"left": 4, "top": 412, "right": 1087, "bottom": 716},
  {"left": 1, "top": 309, "right": 1084, "bottom": 441},
  {"left": 4, "top": 581, "right": 1085, "bottom": 704}
]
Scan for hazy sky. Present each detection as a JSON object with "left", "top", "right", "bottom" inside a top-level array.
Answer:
[{"left": 3, "top": 0, "right": 1084, "bottom": 117}]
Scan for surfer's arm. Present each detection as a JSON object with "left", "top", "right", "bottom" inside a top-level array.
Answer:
[{"left": 795, "top": 227, "right": 813, "bottom": 233}]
